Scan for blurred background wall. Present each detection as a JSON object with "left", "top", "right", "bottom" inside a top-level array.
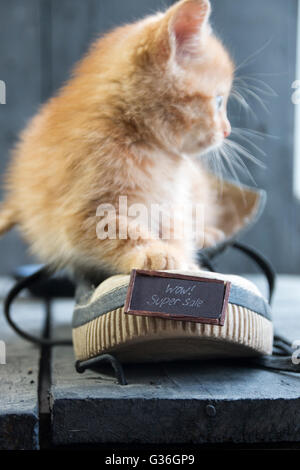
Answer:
[{"left": 0, "top": 0, "right": 298, "bottom": 274}]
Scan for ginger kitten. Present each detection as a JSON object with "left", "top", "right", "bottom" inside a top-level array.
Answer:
[{"left": 0, "top": 0, "right": 233, "bottom": 279}]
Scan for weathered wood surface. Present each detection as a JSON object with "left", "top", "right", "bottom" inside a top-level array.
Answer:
[
  {"left": 0, "top": 297, "right": 45, "bottom": 450},
  {"left": 0, "top": 0, "right": 42, "bottom": 273},
  {"left": 0, "top": 274, "right": 299, "bottom": 448},
  {"left": 50, "top": 275, "right": 300, "bottom": 446}
]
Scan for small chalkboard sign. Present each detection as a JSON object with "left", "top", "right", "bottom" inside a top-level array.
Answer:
[{"left": 124, "top": 270, "right": 231, "bottom": 326}]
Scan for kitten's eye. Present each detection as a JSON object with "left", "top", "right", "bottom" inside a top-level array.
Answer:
[{"left": 216, "top": 95, "right": 223, "bottom": 111}]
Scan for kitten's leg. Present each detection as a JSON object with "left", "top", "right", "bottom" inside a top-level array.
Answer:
[
  {"left": 118, "top": 241, "right": 191, "bottom": 272},
  {"left": 118, "top": 217, "right": 192, "bottom": 271},
  {"left": 202, "top": 226, "right": 225, "bottom": 248},
  {"left": 92, "top": 215, "right": 194, "bottom": 273},
  {"left": 195, "top": 226, "right": 225, "bottom": 249}
]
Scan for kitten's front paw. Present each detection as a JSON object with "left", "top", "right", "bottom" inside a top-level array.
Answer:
[
  {"left": 143, "top": 244, "right": 184, "bottom": 270},
  {"left": 120, "top": 243, "right": 188, "bottom": 272},
  {"left": 186, "top": 263, "right": 201, "bottom": 272},
  {"left": 202, "top": 227, "right": 225, "bottom": 248}
]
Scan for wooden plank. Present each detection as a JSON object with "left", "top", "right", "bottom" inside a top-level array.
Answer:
[
  {"left": 0, "top": 0, "right": 43, "bottom": 274},
  {"left": 0, "top": 1, "right": 46, "bottom": 441},
  {"left": 50, "top": 275, "right": 300, "bottom": 446},
  {"left": 0, "top": 294, "right": 46, "bottom": 450}
]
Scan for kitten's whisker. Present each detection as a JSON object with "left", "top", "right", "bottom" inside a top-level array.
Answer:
[
  {"left": 221, "top": 144, "right": 257, "bottom": 191},
  {"left": 231, "top": 84, "right": 262, "bottom": 119},
  {"left": 219, "top": 146, "right": 240, "bottom": 182},
  {"left": 230, "top": 88, "right": 257, "bottom": 120},
  {"left": 234, "top": 76, "right": 277, "bottom": 97},
  {"left": 233, "top": 127, "right": 265, "bottom": 139},
  {"left": 211, "top": 149, "right": 225, "bottom": 192},
  {"left": 243, "top": 83, "right": 275, "bottom": 98},
  {"left": 224, "top": 145, "right": 257, "bottom": 186},
  {"left": 233, "top": 84, "right": 270, "bottom": 114},
  {"left": 218, "top": 147, "right": 250, "bottom": 202},
  {"left": 235, "top": 38, "right": 273, "bottom": 72},
  {"left": 230, "top": 89, "right": 249, "bottom": 109},
  {"left": 208, "top": 143, "right": 256, "bottom": 203},
  {"left": 225, "top": 139, "right": 266, "bottom": 168},
  {"left": 203, "top": 147, "right": 229, "bottom": 194},
  {"left": 243, "top": 71, "right": 286, "bottom": 78},
  {"left": 205, "top": 148, "right": 224, "bottom": 183},
  {"left": 230, "top": 128, "right": 266, "bottom": 156},
  {"left": 234, "top": 127, "right": 278, "bottom": 140}
]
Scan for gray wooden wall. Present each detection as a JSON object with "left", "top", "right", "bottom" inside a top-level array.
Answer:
[{"left": 0, "top": 0, "right": 298, "bottom": 275}]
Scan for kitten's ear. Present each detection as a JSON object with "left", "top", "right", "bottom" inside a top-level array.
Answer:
[{"left": 168, "top": 0, "right": 211, "bottom": 59}]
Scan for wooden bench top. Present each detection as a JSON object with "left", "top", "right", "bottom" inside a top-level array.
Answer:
[{"left": 1, "top": 275, "right": 300, "bottom": 449}]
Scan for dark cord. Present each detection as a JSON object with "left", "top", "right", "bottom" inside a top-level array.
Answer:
[
  {"left": 4, "top": 265, "right": 72, "bottom": 347},
  {"left": 199, "top": 252, "right": 217, "bottom": 272},
  {"left": 75, "top": 354, "right": 127, "bottom": 385},
  {"left": 231, "top": 242, "right": 276, "bottom": 304}
]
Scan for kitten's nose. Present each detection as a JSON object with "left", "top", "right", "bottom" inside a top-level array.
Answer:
[{"left": 223, "top": 121, "right": 231, "bottom": 139}]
